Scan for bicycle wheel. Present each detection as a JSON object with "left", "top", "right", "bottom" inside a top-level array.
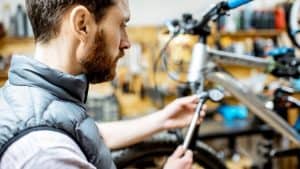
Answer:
[
  {"left": 112, "top": 133, "right": 227, "bottom": 169},
  {"left": 287, "top": 0, "right": 300, "bottom": 48}
]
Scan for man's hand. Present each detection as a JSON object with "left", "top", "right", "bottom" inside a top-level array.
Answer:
[
  {"left": 98, "top": 95, "right": 206, "bottom": 149},
  {"left": 164, "top": 146, "right": 193, "bottom": 169},
  {"left": 157, "top": 95, "right": 206, "bottom": 130}
]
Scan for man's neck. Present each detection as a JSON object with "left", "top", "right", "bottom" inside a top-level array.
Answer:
[{"left": 34, "top": 39, "right": 81, "bottom": 75}]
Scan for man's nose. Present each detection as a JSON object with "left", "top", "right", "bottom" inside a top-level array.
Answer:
[
  {"left": 120, "top": 30, "right": 131, "bottom": 50},
  {"left": 120, "top": 38, "right": 131, "bottom": 50}
]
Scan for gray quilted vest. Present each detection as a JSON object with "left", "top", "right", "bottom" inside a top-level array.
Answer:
[{"left": 0, "top": 56, "right": 116, "bottom": 169}]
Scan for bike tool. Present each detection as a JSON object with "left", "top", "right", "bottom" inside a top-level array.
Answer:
[{"left": 183, "top": 89, "right": 224, "bottom": 149}]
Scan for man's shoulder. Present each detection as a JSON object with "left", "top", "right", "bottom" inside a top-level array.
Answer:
[
  {"left": 0, "top": 82, "right": 85, "bottom": 114},
  {"left": 0, "top": 82, "right": 54, "bottom": 105}
]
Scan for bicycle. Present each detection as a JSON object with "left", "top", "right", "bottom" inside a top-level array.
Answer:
[{"left": 112, "top": 0, "right": 300, "bottom": 168}]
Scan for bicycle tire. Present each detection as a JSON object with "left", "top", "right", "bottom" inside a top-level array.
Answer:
[
  {"left": 287, "top": 0, "right": 300, "bottom": 48},
  {"left": 112, "top": 133, "right": 227, "bottom": 169}
]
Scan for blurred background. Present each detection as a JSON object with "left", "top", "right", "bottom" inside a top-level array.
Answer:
[{"left": 0, "top": 0, "right": 299, "bottom": 168}]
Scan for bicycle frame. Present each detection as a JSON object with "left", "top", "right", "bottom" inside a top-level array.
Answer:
[{"left": 188, "top": 42, "right": 300, "bottom": 145}]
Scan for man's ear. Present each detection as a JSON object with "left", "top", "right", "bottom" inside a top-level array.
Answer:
[{"left": 69, "top": 5, "right": 95, "bottom": 42}]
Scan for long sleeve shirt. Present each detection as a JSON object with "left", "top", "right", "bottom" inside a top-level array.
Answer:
[{"left": 0, "top": 130, "right": 96, "bottom": 169}]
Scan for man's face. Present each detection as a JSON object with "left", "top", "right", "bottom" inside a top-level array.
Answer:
[{"left": 80, "top": 0, "right": 131, "bottom": 83}]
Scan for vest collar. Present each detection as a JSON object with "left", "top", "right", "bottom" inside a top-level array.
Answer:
[{"left": 8, "top": 55, "right": 89, "bottom": 103}]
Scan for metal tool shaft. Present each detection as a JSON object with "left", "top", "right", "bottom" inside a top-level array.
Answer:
[{"left": 183, "top": 99, "right": 205, "bottom": 149}]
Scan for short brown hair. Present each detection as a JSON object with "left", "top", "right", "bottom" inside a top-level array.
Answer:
[{"left": 25, "top": 0, "right": 115, "bottom": 43}]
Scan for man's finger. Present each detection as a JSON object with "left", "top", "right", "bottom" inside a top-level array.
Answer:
[
  {"left": 183, "top": 150, "right": 193, "bottom": 161},
  {"left": 201, "top": 104, "right": 207, "bottom": 112},
  {"left": 171, "top": 146, "right": 185, "bottom": 158},
  {"left": 200, "top": 109, "right": 206, "bottom": 118},
  {"left": 196, "top": 110, "right": 206, "bottom": 124}
]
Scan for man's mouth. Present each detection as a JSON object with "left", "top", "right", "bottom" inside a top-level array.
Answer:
[
  {"left": 119, "top": 51, "right": 125, "bottom": 58},
  {"left": 114, "top": 52, "right": 124, "bottom": 64}
]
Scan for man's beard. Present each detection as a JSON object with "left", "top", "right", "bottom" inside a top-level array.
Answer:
[{"left": 80, "top": 30, "right": 122, "bottom": 84}]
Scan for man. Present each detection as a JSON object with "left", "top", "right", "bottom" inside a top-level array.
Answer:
[{"left": 0, "top": 0, "right": 205, "bottom": 168}]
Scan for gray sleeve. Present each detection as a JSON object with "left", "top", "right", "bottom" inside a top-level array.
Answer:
[
  {"left": 23, "top": 147, "right": 97, "bottom": 169},
  {"left": 0, "top": 131, "right": 97, "bottom": 169}
]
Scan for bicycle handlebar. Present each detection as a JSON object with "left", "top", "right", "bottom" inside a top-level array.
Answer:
[
  {"left": 165, "top": 0, "right": 255, "bottom": 36},
  {"left": 226, "top": 0, "right": 253, "bottom": 10}
]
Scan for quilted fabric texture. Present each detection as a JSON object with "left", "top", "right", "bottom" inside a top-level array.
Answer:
[{"left": 0, "top": 56, "right": 116, "bottom": 169}]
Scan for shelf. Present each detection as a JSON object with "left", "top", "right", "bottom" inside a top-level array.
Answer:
[
  {"left": 0, "top": 70, "right": 7, "bottom": 78},
  {"left": 0, "top": 37, "right": 34, "bottom": 46},
  {"left": 218, "top": 29, "right": 284, "bottom": 38},
  {"left": 0, "top": 36, "right": 35, "bottom": 56}
]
